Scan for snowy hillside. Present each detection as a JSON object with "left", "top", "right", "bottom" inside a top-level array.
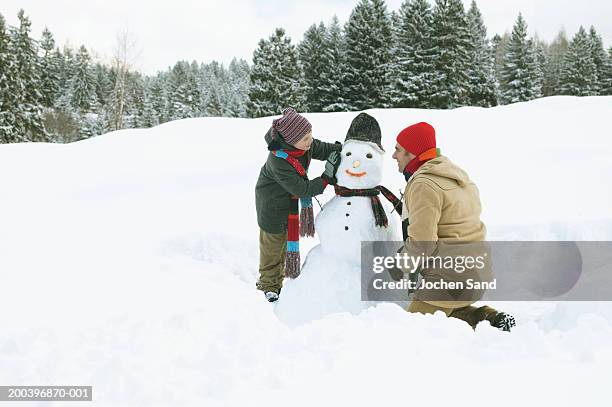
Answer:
[{"left": 1, "top": 96, "right": 612, "bottom": 406}]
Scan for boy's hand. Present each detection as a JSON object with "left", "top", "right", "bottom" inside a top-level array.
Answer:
[{"left": 321, "top": 150, "right": 341, "bottom": 185}]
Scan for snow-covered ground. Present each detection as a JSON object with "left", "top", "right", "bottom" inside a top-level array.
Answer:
[{"left": 1, "top": 96, "right": 611, "bottom": 406}]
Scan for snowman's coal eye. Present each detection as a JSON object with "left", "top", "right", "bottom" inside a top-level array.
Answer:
[
  {"left": 366, "top": 153, "right": 373, "bottom": 159},
  {"left": 345, "top": 152, "right": 352, "bottom": 156}
]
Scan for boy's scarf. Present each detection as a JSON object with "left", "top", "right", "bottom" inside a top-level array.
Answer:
[
  {"left": 271, "top": 149, "right": 315, "bottom": 279},
  {"left": 333, "top": 185, "right": 402, "bottom": 228}
]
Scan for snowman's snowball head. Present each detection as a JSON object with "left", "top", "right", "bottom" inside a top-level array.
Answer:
[{"left": 336, "top": 140, "right": 384, "bottom": 189}]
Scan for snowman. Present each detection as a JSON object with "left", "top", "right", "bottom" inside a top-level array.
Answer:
[{"left": 275, "top": 113, "right": 402, "bottom": 327}]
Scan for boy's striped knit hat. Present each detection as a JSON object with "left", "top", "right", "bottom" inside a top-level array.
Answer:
[{"left": 272, "top": 107, "right": 312, "bottom": 145}]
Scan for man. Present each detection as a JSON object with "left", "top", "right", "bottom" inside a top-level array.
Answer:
[{"left": 391, "top": 122, "right": 515, "bottom": 331}]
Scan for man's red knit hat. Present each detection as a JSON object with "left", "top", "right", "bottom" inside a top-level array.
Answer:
[{"left": 396, "top": 122, "right": 436, "bottom": 157}]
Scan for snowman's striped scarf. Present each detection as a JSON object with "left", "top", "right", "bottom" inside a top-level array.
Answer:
[
  {"left": 334, "top": 185, "right": 402, "bottom": 228},
  {"left": 271, "top": 149, "right": 315, "bottom": 279}
]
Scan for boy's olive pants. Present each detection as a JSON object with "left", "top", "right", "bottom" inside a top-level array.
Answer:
[
  {"left": 256, "top": 229, "right": 287, "bottom": 294},
  {"left": 407, "top": 299, "right": 498, "bottom": 330}
]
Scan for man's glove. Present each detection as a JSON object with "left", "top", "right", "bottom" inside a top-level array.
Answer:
[
  {"left": 388, "top": 261, "right": 421, "bottom": 294},
  {"left": 388, "top": 246, "right": 421, "bottom": 295},
  {"left": 321, "top": 150, "right": 341, "bottom": 185},
  {"left": 388, "top": 265, "right": 404, "bottom": 282},
  {"left": 388, "top": 245, "right": 405, "bottom": 281}
]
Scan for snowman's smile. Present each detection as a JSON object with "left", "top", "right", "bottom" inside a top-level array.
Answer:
[{"left": 345, "top": 169, "right": 367, "bottom": 177}]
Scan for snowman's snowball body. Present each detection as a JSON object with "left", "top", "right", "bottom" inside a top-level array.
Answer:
[{"left": 275, "top": 140, "right": 401, "bottom": 326}]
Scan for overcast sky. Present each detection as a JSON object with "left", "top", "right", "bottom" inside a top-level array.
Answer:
[{"left": 2, "top": 0, "right": 611, "bottom": 75}]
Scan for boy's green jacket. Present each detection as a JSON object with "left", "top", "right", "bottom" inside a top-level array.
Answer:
[{"left": 255, "top": 129, "right": 341, "bottom": 234}]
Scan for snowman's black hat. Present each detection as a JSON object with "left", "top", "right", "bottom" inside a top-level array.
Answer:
[{"left": 344, "top": 113, "right": 385, "bottom": 153}]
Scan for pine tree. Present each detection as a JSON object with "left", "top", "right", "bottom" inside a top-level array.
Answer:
[
  {"left": 140, "top": 80, "right": 159, "bottom": 128},
  {"left": 299, "top": 22, "right": 327, "bottom": 112},
  {"left": 388, "top": 0, "right": 436, "bottom": 108},
  {"left": 71, "top": 45, "right": 96, "bottom": 113},
  {"left": 186, "top": 61, "right": 201, "bottom": 116},
  {"left": 499, "top": 13, "right": 542, "bottom": 104},
  {"left": 200, "top": 61, "right": 226, "bottom": 117},
  {"left": 70, "top": 46, "right": 101, "bottom": 139},
  {"left": 532, "top": 37, "right": 546, "bottom": 95},
  {"left": 40, "top": 44, "right": 80, "bottom": 142},
  {"left": 342, "top": 0, "right": 392, "bottom": 110},
  {"left": 542, "top": 29, "right": 569, "bottom": 96},
  {"left": 92, "top": 63, "right": 112, "bottom": 110},
  {"left": 558, "top": 26, "right": 599, "bottom": 96},
  {"left": 9, "top": 9, "right": 47, "bottom": 141},
  {"left": 124, "top": 71, "right": 146, "bottom": 128},
  {"left": 603, "top": 47, "right": 612, "bottom": 95},
  {"left": 429, "top": 0, "right": 472, "bottom": 108},
  {"left": 247, "top": 28, "right": 302, "bottom": 117},
  {"left": 388, "top": 9, "right": 401, "bottom": 72},
  {"left": 319, "top": 16, "right": 346, "bottom": 112},
  {"left": 39, "top": 28, "right": 60, "bottom": 108},
  {"left": 200, "top": 62, "right": 224, "bottom": 117},
  {"left": 148, "top": 74, "right": 167, "bottom": 123},
  {"left": 53, "top": 46, "right": 75, "bottom": 111},
  {"left": 60, "top": 46, "right": 76, "bottom": 84},
  {"left": 166, "top": 61, "right": 195, "bottom": 120},
  {"left": 0, "top": 13, "right": 18, "bottom": 142},
  {"left": 465, "top": 0, "right": 497, "bottom": 106},
  {"left": 491, "top": 32, "right": 509, "bottom": 83},
  {"left": 206, "top": 87, "right": 223, "bottom": 117},
  {"left": 227, "top": 58, "right": 250, "bottom": 117},
  {"left": 588, "top": 26, "right": 608, "bottom": 94},
  {"left": 89, "top": 63, "right": 113, "bottom": 134}
]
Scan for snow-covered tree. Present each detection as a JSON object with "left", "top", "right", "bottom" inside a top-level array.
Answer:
[
  {"left": 499, "top": 13, "right": 542, "bottom": 104},
  {"left": 39, "top": 27, "right": 60, "bottom": 108},
  {"left": 588, "top": 26, "right": 609, "bottom": 94},
  {"left": 9, "top": 9, "right": 47, "bottom": 141},
  {"left": 429, "top": 0, "right": 471, "bottom": 108},
  {"left": 558, "top": 26, "right": 599, "bottom": 96},
  {"left": 92, "top": 63, "right": 112, "bottom": 110},
  {"left": 388, "top": 0, "right": 436, "bottom": 108},
  {"left": 465, "top": 0, "right": 497, "bottom": 107},
  {"left": 388, "top": 9, "right": 401, "bottom": 71},
  {"left": 532, "top": 37, "right": 547, "bottom": 95},
  {"left": 603, "top": 47, "right": 612, "bottom": 95},
  {"left": 200, "top": 61, "right": 226, "bottom": 117},
  {"left": 140, "top": 82, "right": 159, "bottom": 128},
  {"left": 248, "top": 28, "right": 302, "bottom": 117},
  {"left": 542, "top": 29, "right": 569, "bottom": 96},
  {"left": 0, "top": 13, "right": 18, "bottom": 142},
  {"left": 299, "top": 22, "right": 327, "bottom": 112},
  {"left": 342, "top": 0, "right": 392, "bottom": 110},
  {"left": 319, "top": 16, "right": 346, "bottom": 112},
  {"left": 147, "top": 74, "right": 168, "bottom": 123},
  {"left": 184, "top": 61, "right": 201, "bottom": 116},
  {"left": 53, "top": 46, "right": 75, "bottom": 112},
  {"left": 87, "top": 63, "right": 113, "bottom": 134},
  {"left": 71, "top": 45, "right": 96, "bottom": 113},
  {"left": 124, "top": 71, "right": 146, "bottom": 128},
  {"left": 491, "top": 32, "right": 509, "bottom": 83},
  {"left": 166, "top": 61, "right": 196, "bottom": 120},
  {"left": 226, "top": 58, "right": 250, "bottom": 117}
]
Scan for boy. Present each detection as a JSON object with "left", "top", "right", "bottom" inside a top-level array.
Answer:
[{"left": 255, "top": 108, "right": 342, "bottom": 302}]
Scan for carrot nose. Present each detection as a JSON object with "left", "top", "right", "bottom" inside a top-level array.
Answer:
[{"left": 353, "top": 160, "right": 361, "bottom": 168}]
